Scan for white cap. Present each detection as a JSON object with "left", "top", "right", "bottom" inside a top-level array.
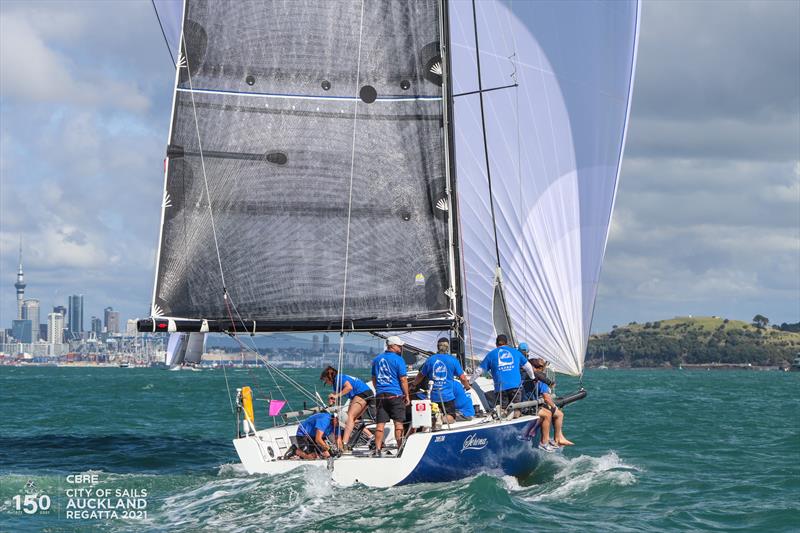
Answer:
[{"left": 385, "top": 335, "right": 405, "bottom": 347}]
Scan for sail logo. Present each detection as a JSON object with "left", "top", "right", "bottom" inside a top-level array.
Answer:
[
  {"left": 461, "top": 433, "right": 488, "bottom": 453},
  {"left": 377, "top": 358, "right": 393, "bottom": 384}
]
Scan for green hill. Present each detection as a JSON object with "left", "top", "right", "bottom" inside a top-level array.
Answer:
[{"left": 587, "top": 316, "right": 800, "bottom": 368}]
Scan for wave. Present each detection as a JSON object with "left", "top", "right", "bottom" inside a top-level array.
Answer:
[{"left": 525, "top": 451, "right": 641, "bottom": 502}]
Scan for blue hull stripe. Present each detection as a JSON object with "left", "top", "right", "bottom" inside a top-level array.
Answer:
[{"left": 398, "top": 418, "right": 542, "bottom": 485}]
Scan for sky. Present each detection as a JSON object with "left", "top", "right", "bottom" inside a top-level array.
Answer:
[{"left": 0, "top": 0, "right": 798, "bottom": 334}]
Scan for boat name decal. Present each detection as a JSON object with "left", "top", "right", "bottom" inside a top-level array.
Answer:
[{"left": 461, "top": 433, "right": 488, "bottom": 453}]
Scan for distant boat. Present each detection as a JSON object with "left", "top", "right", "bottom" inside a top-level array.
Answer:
[
  {"left": 598, "top": 348, "right": 608, "bottom": 370},
  {"left": 791, "top": 355, "right": 800, "bottom": 372}
]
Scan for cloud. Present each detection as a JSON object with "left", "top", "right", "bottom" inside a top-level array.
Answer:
[
  {"left": 591, "top": 0, "right": 800, "bottom": 331},
  {"left": 635, "top": 0, "right": 800, "bottom": 122},
  {"left": 0, "top": 1, "right": 171, "bottom": 325},
  {"left": 0, "top": 10, "right": 149, "bottom": 111}
]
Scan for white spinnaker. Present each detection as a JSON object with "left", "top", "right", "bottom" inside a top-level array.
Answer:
[{"left": 450, "top": 0, "right": 640, "bottom": 375}]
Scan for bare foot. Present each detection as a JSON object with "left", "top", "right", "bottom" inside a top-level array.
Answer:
[{"left": 556, "top": 438, "right": 575, "bottom": 446}]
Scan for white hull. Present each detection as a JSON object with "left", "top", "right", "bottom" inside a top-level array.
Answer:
[{"left": 233, "top": 414, "right": 544, "bottom": 488}]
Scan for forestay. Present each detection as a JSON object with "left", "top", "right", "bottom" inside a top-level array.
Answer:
[{"left": 151, "top": 0, "right": 456, "bottom": 331}]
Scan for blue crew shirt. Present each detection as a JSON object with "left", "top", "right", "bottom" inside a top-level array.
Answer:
[
  {"left": 297, "top": 413, "right": 334, "bottom": 439},
  {"left": 371, "top": 351, "right": 407, "bottom": 396},
  {"left": 452, "top": 380, "right": 475, "bottom": 417},
  {"left": 420, "top": 354, "right": 464, "bottom": 402},
  {"left": 480, "top": 346, "right": 527, "bottom": 392},
  {"left": 333, "top": 374, "right": 371, "bottom": 400}
]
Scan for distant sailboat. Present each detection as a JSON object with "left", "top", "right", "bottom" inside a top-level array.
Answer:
[
  {"left": 598, "top": 348, "right": 608, "bottom": 370},
  {"left": 142, "top": 0, "right": 640, "bottom": 487}
]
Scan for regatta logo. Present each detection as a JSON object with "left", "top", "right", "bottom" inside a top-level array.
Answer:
[{"left": 460, "top": 433, "right": 488, "bottom": 453}]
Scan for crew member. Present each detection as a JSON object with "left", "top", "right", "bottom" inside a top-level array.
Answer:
[
  {"left": 452, "top": 379, "right": 475, "bottom": 420},
  {"left": 412, "top": 337, "right": 470, "bottom": 424},
  {"left": 518, "top": 342, "right": 554, "bottom": 402},
  {"left": 471, "top": 334, "right": 535, "bottom": 416},
  {"left": 292, "top": 412, "right": 340, "bottom": 460},
  {"left": 531, "top": 358, "right": 573, "bottom": 450},
  {"left": 371, "top": 336, "right": 410, "bottom": 456},
  {"left": 320, "top": 366, "right": 373, "bottom": 452}
]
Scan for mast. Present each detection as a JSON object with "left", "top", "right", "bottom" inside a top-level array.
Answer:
[{"left": 439, "top": 0, "right": 465, "bottom": 366}]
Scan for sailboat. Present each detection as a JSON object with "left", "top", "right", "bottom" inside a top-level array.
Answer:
[
  {"left": 142, "top": 0, "right": 640, "bottom": 487},
  {"left": 598, "top": 348, "right": 608, "bottom": 370}
]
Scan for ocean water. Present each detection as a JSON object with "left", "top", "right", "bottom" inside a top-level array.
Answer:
[{"left": 0, "top": 367, "right": 798, "bottom": 532}]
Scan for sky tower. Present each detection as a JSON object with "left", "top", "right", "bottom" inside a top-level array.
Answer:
[{"left": 14, "top": 238, "right": 25, "bottom": 320}]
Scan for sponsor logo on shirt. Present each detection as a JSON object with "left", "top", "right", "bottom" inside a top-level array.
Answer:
[
  {"left": 497, "top": 349, "right": 514, "bottom": 371},
  {"left": 460, "top": 433, "right": 489, "bottom": 453},
  {"left": 432, "top": 360, "right": 448, "bottom": 382},
  {"left": 377, "top": 358, "right": 393, "bottom": 384}
]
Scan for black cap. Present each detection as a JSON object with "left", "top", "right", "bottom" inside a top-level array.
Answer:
[
  {"left": 496, "top": 334, "right": 508, "bottom": 345},
  {"left": 437, "top": 337, "right": 449, "bottom": 344}
]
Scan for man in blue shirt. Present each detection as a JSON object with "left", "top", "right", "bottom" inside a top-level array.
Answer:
[
  {"left": 371, "top": 336, "right": 410, "bottom": 456},
  {"left": 293, "top": 412, "right": 340, "bottom": 460},
  {"left": 412, "top": 337, "right": 471, "bottom": 423},
  {"left": 320, "top": 366, "right": 374, "bottom": 452},
  {"left": 471, "top": 334, "right": 536, "bottom": 415},
  {"left": 452, "top": 379, "right": 475, "bottom": 420}
]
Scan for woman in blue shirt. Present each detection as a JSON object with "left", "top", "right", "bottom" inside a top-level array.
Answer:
[{"left": 320, "top": 366, "right": 374, "bottom": 451}]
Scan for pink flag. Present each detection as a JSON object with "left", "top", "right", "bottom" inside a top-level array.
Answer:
[{"left": 268, "top": 400, "right": 286, "bottom": 416}]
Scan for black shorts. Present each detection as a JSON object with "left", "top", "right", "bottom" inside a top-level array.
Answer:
[
  {"left": 375, "top": 394, "right": 406, "bottom": 423},
  {"left": 496, "top": 388, "right": 521, "bottom": 409},
  {"left": 296, "top": 435, "right": 317, "bottom": 453},
  {"left": 434, "top": 399, "right": 456, "bottom": 417},
  {"left": 354, "top": 390, "right": 375, "bottom": 403}
]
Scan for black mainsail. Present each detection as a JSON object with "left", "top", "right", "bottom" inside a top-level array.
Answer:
[{"left": 145, "top": 0, "right": 459, "bottom": 333}]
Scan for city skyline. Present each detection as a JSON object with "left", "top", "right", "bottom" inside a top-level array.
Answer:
[
  {"left": 0, "top": 1, "right": 798, "bottom": 334},
  {"left": 4, "top": 242, "right": 124, "bottom": 339}
]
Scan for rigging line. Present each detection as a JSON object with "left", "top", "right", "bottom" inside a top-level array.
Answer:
[
  {"left": 452, "top": 83, "right": 518, "bottom": 98},
  {"left": 508, "top": 54, "right": 527, "bottom": 333},
  {"left": 221, "top": 358, "right": 235, "bottom": 415},
  {"left": 222, "top": 300, "right": 320, "bottom": 406},
  {"left": 150, "top": 0, "right": 176, "bottom": 67},
  {"left": 181, "top": 33, "right": 227, "bottom": 290},
  {"left": 221, "top": 293, "right": 320, "bottom": 410},
  {"left": 336, "top": 0, "right": 366, "bottom": 419},
  {"left": 471, "top": 0, "right": 502, "bottom": 270}
]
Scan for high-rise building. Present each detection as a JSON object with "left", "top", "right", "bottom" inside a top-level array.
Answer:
[
  {"left": 104, "top": 307, "right": 120, "bottom": 334},
  {"left": 14, "top": 240, "right": 25, "bottom": 320},
  {"left": 312, "top": 335, "right": 319, "bottom": 351},
  {"left": 54, "top": 305, "right": 66, "bottom": 316},
  {"left": 11, "top": 319, "right": 32, "bottom": 343},
  {"left": 22, "top": 299, "right": 41, "bottom": 341},
  {"left": 91, "top": 316, "right": 102, "bottom": 335},
  {"left": 126, "top": 319, "right": 138, "bottom": 336},
  {"left": 67, "top": 295, "right": 84, "bottom": 335},
  {"left": 322, "top": 334, "right": 330, "bottom": 354},
  {"left": 47, "top": 313, "right": 65, "bottom": 344}
]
